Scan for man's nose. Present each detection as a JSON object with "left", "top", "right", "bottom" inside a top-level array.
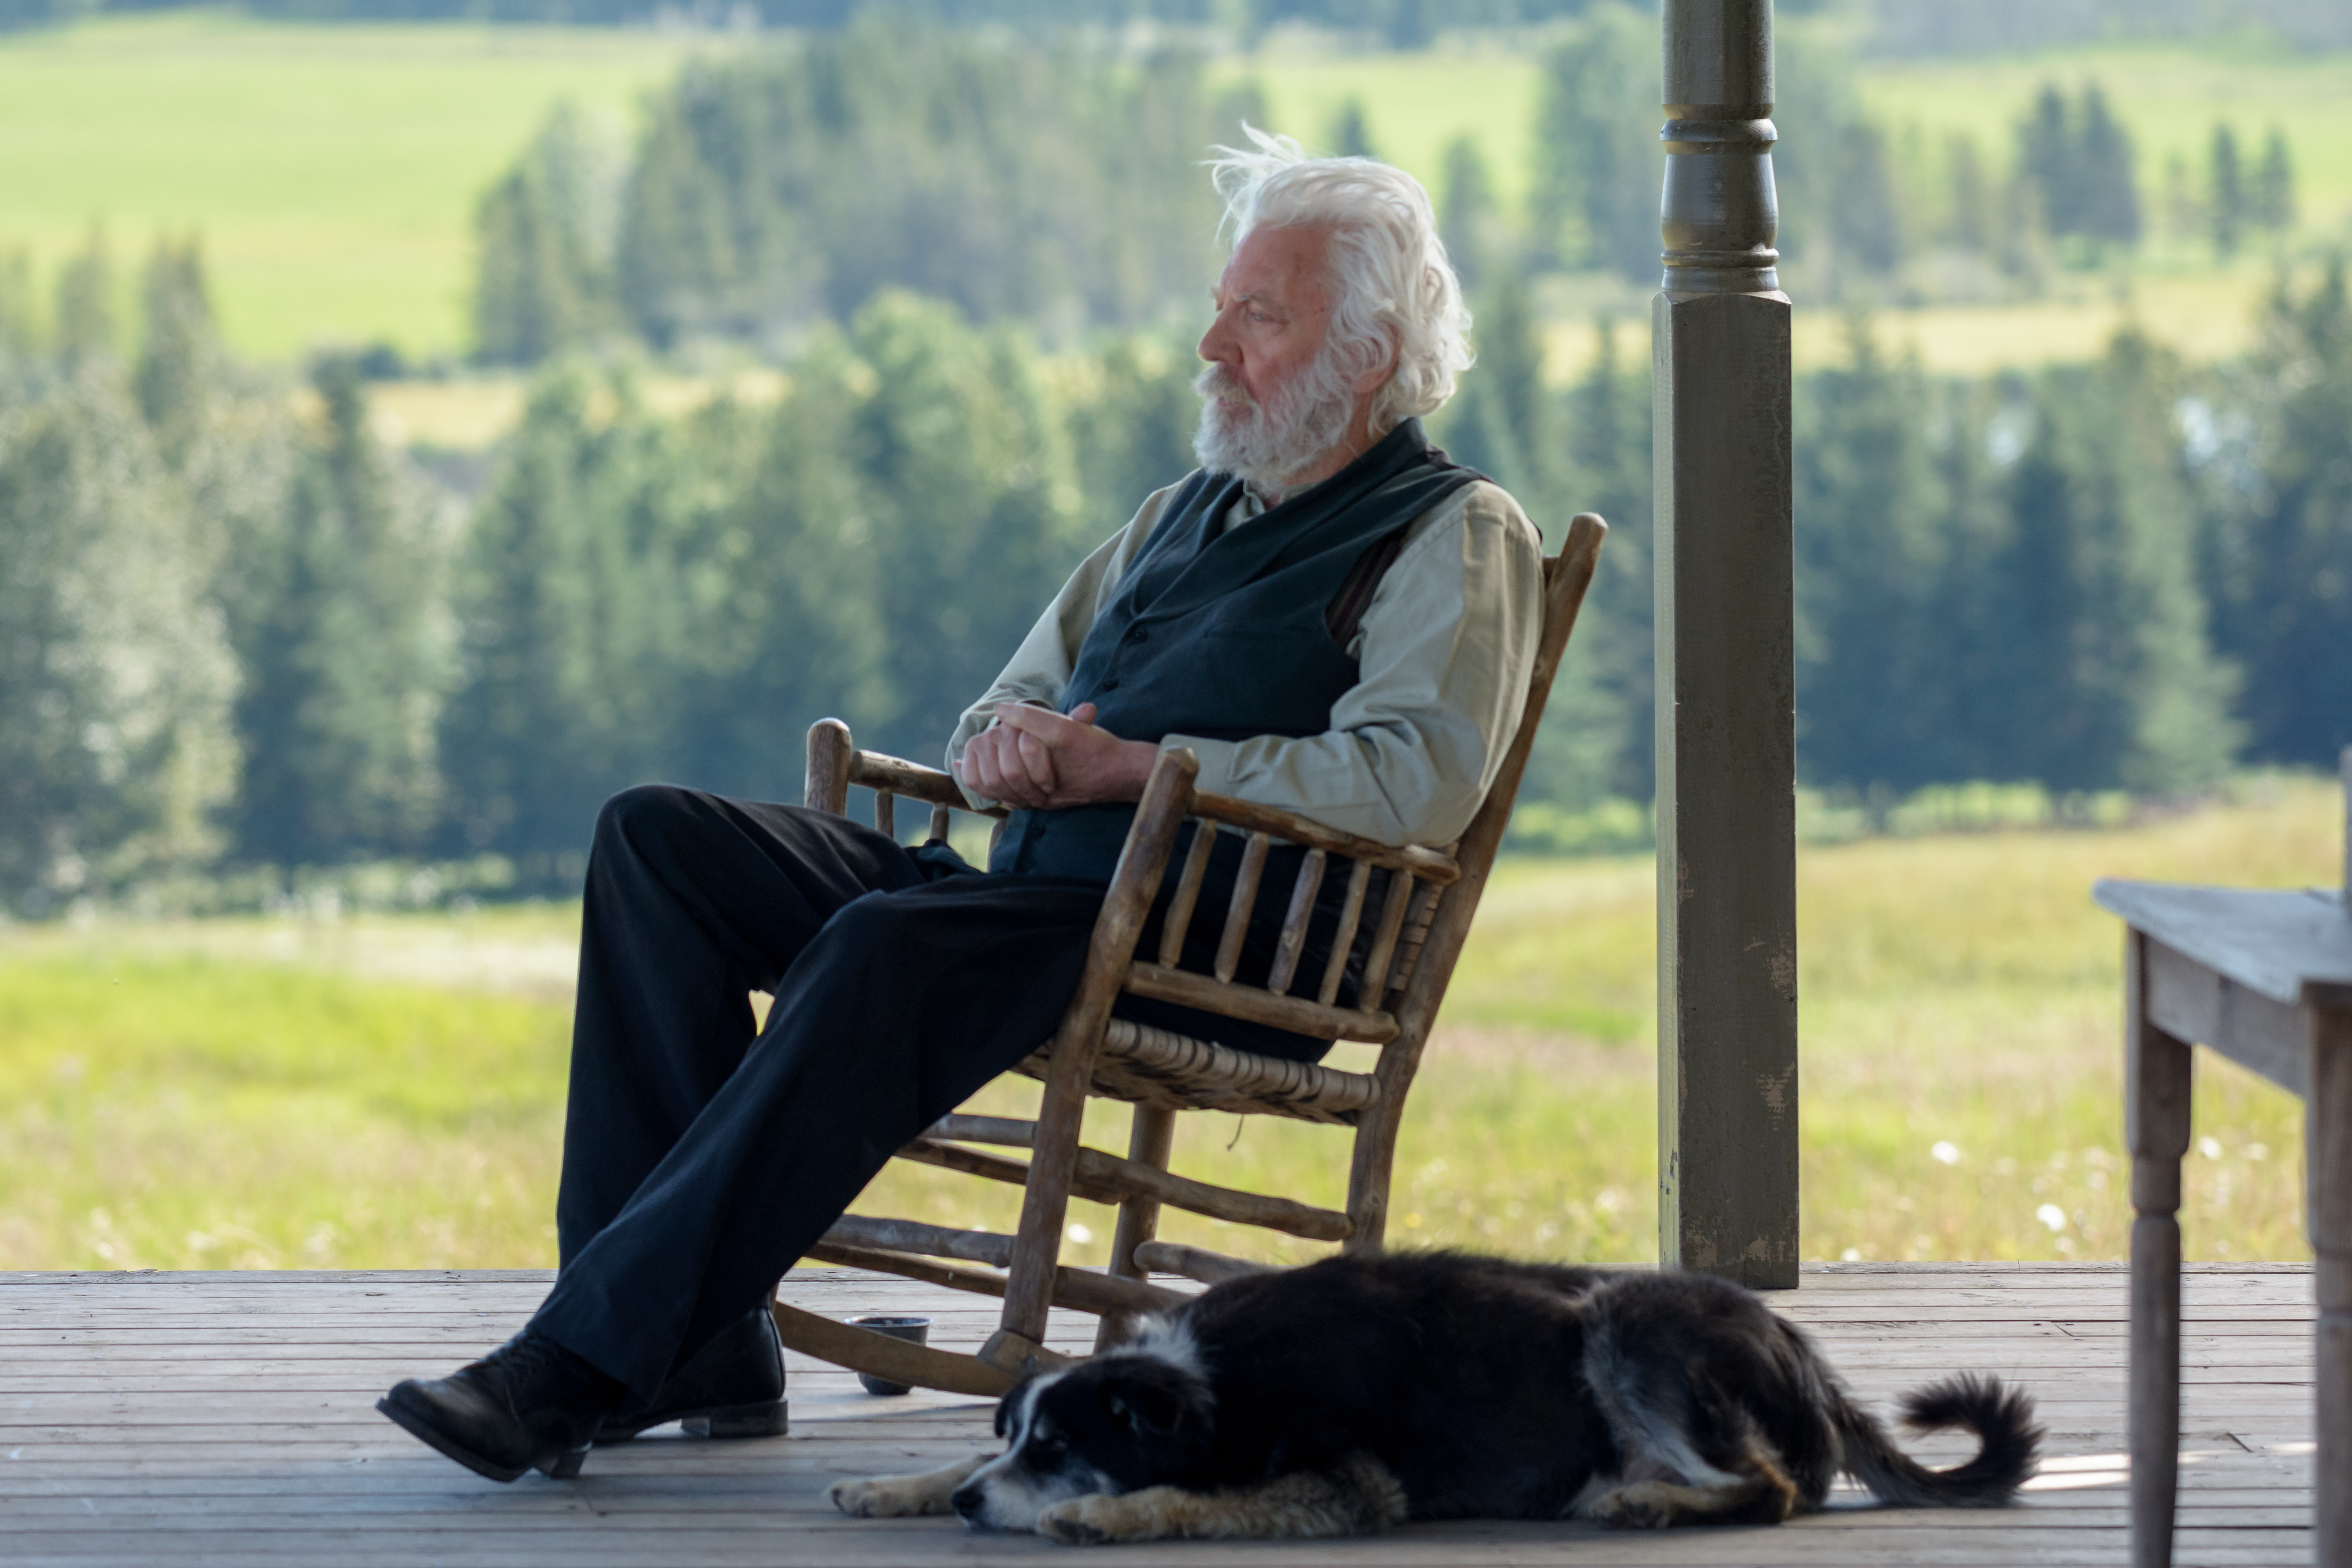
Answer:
[{"left": 1197, "top": 312, "right": 1233, "bottom": 365}]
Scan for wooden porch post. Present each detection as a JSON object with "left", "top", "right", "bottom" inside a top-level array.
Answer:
[{"left": 1652, "top": 0, "right": 1799, "bottom": 1288}]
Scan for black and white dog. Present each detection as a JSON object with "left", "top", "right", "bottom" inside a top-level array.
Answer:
[{"left": 829, "top": 1251, "right": 2040, "bottom": 1544}]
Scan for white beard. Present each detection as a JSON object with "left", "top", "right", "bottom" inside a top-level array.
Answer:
[{"left": 1191, "top": 351, "right": 1357, "bottom": 498}]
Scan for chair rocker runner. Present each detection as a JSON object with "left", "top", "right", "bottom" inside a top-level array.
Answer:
[{"left": 772, "top": 513, "right": 1607, "bottom": 1397}]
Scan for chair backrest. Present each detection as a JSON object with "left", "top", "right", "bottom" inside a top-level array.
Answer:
[
  {"left": 1325, "top": 515, "right": 1607, "bottom": 1242},
  {"left": 1377, "top": 515, "right": 1606, "bottom": 1061},
  {"left": 1099, "top": 514, "right": 1607, "bottom": 1080}
]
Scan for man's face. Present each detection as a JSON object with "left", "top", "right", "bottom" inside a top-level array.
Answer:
[
  {"left": 1192, "top": 225, "right": 1361, "bottom": 492},
  {"left": 1196, "top": 224, "right": 1334, "bottom": 412}
]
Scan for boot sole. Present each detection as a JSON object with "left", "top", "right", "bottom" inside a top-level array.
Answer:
[
  {"left": 597, "top": 1398, "right": 789, "bottom": 1445},
  {"left": 376, "top": 1395, "right": 589, "bottom": 1482}
]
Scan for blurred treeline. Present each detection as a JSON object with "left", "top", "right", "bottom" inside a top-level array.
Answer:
[
  {"left": 473, "top": 30, "right": 1257, "bottom": 361},
  {"left": 1500, "top": 14, "right": 2303, "bottom": 298},
  {"left": 16, "top": 0, "right": 2352, "bottom": 53},
  {"left": 0, "top": 18, "right": 2348, "bottom": 911},
  {"left": 5, "top": 0, "right": 1598, "bottom": 41},
  {"left": 0, "top": 248, "right": 1212, "bottom": 905},
  {"left": 473, "top": 7, "right": 2305, "bottom": 379},
  {"left": 4, "top": 234, "right": 2347, "bottom": 907}
]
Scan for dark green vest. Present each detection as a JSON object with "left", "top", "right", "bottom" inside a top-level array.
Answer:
[{"left": 990, "top": 418, "right": 1480, "bottom": 883}]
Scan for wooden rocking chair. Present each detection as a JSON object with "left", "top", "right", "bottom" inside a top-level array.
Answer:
[{"left": 772, "top": 513, "right": 1607, "bottom": 1396}]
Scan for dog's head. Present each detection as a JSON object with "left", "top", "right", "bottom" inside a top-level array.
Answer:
[{"left": 951, "top": 1341, "right": 1215, "bottom": 1532}]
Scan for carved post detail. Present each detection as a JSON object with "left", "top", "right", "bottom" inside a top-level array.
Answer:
[{"left": 1653, "top": 0, "right": 1799, "bottom": 1289}]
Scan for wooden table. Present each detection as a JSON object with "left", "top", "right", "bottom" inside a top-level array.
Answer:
[{"left": 2095, "top": 869, "right": 2351, "bottom": 1568}]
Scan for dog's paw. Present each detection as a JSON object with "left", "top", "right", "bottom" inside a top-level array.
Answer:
[
  {"left": 1587, "top": 1483, "right": 1678, "bottom": 1531},
  {"left": 828, "top": 1475, "right": 935, "bottom": 1518},
  {"left": 1036, "top": 1494, "right": 1125, "bottom": 1545}
]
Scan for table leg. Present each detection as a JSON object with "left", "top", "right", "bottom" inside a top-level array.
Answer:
[
  {"left": 2312, "top": 1007, "right": 2350, "bottom": 1568},
  {"left": 2128, "top": 931, "right": 2194, "bottom": 1568}
]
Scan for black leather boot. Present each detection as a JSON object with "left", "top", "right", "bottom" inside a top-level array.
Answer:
[
  {"left": 377, "top": 1330, "right": 623, "bottom": 1482},
  {"left": 596, "top": 1306, "right": 789, "bottom": 1443}
]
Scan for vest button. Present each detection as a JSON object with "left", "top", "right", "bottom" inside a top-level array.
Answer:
[
  {"left": 1100, "top": 677, "right": 1121, "bottom": 691},
  {"left": 1128, "top": 626, "right": 1149, "bottom": 643}
]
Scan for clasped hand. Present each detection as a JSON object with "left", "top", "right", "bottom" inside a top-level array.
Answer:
[{"left": 954, "top": 702, "right": 1160, "bottom": 809}]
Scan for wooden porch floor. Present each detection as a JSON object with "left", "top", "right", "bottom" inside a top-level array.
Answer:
[{"left": 0, "top": 1263, "right": 2318, "bottom": 1566}]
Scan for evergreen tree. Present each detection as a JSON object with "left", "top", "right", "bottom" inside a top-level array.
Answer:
[
  {"left": 0, "top": 247, "right": 36, "bottom": 360},
  {"left": 1767, "top": 24, "right": 1909, "bottom": 292},
  {"left": 2210, "top": 123, "right": 2246, "bottom": 259},
  {"left": 131, "top": 234, "right": 293, "bottom": 629},
  {"left": 843, "top": 293, "right": 1089, "bottom": 764},
  {"left": 1792, "top": 319, "right": 1946, "bottom": 790},
  {"left": 2018, "top": 84, "right": 2078, "bottom": 236},
  {"left": 671, "top": 348, "right": 899, "bottom": 799},
  {"left": 471, "top": 103, "right": 624, "bottom": 365},
  {"left": 53, "top": 226, "right": 114, "bottom": 367},
  {"left": 2200, "top": 261, "right": 2352, "bottom": 767},
  {"left": 1528, "top": 4, "right": 1658, "bottom": 280},
  {"left": 1826, "top": 121, "right": 1904, "bottom": 277},
  {"left": 1441, "top": 268, "right": 1551, "bottom": 505},
  {"left": 2076, "top": 85, "right": 2140, "bottom": 248},
  {"left": 1943, "top": 134, "right": 1991, "bottom": 256},
  {"left": 1327, "top": 97, "right": 1378, "bottom": 161},
  {"left": 1438, "top": 134, "right": 1496, "bottom": 290},
  {"left": 1546, "top": 313, "right": 1654, "bottom": 807},
  {"left": 230, "top": 361, "right": 453, "bottom": 863},
  {"left": 134, "top": 236, "right": 222, "bottom": 466},
  {"left": 1454, "top": 302, "right": 1657, "bottom": 822},
  {"left": 2253, "top": 128, "right": 2296, "bottom": 234},
  {"left": 1980, "top": 334, "right": 2238, "bottom": 791},
  {"left": 597, "top": 24, "right": 1228, "bottom": 352},
  {"left": 612, "top": 93, "right": 744, "bottom": 352},
  {"left": 1064, "top": 333, "right": 1201, "bottom": 533},
  {"left": 1995, "top": 162, "right": 2053, "bottom": 285},
  {"left": 2017, "top": 81, "right": 2138, "bottom": 256},
  {"left": 0, "top": 371, "right": 238, "bottom": 910},
  {"left": 1922, "top": 379, "right": 2018, "bottom": 785},
  {"left": 438, "top": 365, "right": 699, "bottom": 859}
]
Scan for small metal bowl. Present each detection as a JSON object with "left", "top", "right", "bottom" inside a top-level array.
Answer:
[{"left": 849, "top": 1315, "right": 933, "bottom": 1397}]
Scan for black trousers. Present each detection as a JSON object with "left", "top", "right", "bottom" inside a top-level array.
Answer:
[{"left": 528, "top": 784, "right": 1323, "bottom": 1400}]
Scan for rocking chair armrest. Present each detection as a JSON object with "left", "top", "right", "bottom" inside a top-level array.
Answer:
[
  {"left": 844, "top": 750, "right": 1009, "bottom": 817},
  {"left": 1185, "top": 789, "right": 1461, "bottom": 887}
]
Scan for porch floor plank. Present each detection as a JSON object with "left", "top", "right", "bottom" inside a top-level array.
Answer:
[{"left": 0, "top": 1263, "right": 2316, "bottom": 1565}]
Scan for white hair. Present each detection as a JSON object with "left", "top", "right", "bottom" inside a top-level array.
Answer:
[{"left": 1203, "top": 125, "right": 1474, "bottom": 434}]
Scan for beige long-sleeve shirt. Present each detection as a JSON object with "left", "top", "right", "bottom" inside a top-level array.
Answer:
[{"left": 948, "top": 474, "right": 1546, "bottom": 848}]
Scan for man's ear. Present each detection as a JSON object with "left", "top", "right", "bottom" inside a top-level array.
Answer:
[
  {"left": 1099, "top": 1366, "right": 1208, "bottom": 1439},
  {"left": 1349, "top": 326, "right": 1401, "bottom": 397}
]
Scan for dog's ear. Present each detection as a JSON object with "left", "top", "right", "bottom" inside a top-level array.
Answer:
[
  {"left": 994, "top": 1373, "right": 1039, "bottom": 1439},
  {"left": 1098, "top": 1363, "right": 1208, "bottom": 1440}
]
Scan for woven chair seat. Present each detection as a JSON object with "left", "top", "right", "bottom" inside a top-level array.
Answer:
[{"left": 1013, "top": 1016, "right": 1381, "bottom": 1126}]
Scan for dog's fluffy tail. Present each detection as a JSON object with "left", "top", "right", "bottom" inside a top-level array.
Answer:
[{"left": 1835, "top": 1373, "right": 2042, "bottom": 1508}]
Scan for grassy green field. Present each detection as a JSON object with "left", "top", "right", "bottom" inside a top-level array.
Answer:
[
  {"left": 2, "top": 15, "right": 2345, "bottom": 376},
  {"left": 1233, "top": 43, "right": 1542, "bottom": 216},
  {"left": 2, "top": 777, "right": 2333, "bottom": 1274},
  {"left": 0, "top": 12, "right": 707, "bottom": 361},
  {"left": 1853, "top": 39, "right": 2352, "bottom": 241}
]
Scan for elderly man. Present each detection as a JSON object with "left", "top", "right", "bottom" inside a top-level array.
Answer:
[{"left": 378, "top": 131, "right": 1544, "bottom": 1482}]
